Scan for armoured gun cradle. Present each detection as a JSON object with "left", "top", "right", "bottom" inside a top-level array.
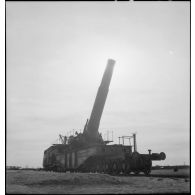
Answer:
[{"left": 43, "top": 59, "right": 166, "bottom": 175}]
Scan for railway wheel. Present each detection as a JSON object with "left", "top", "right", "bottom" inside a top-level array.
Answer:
[
  {"left": 102, "top": 162, "right": 106, "bottom": 173},
  {"left": 105, "top": 162, "right": 110, "bottom": 174},
  {"left": 99, "top": 162, "right": 104, "bottom": 173},
  {"left": 124, "top": 163, "right": 130, "bottom": 174},
  {"left": 96, "top": 164, "right": 100, "bottom": 173},
  {"left": 134, "top": 171, "right": 140, "bottom": 175},
  {"left": 116, "top": 161, "right": 122, "bottom": 174},
  {"left": 89, "top": 165, "right": 95, "bottom": 173},
  {"left": 112, "top": 162, "right": 118, "bottom": 174},
  {"left": 142, "top": 156, "right": 152, "bottom": 175},
  {"left": 121, "top": 162, "right": 127, "bottom": 174},
  {"left": 144, "top": 169, "right": 151, "bottom": 176}
]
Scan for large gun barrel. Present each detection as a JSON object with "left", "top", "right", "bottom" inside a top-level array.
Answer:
[{"left": 85, "top": 59, "right": 115, "bottom": 140}]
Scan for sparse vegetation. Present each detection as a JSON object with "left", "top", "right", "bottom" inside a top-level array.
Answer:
[{"left": 6, "top": 168, "right": 190, "bottom": 194}]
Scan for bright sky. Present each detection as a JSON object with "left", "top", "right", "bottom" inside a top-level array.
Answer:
[{"left": 6, "top": 1, "right": 190, "bottom": 168}]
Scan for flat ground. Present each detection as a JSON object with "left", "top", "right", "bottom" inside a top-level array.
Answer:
[{"left": 6, "top": 169, "right": 190, "bottom": 194}]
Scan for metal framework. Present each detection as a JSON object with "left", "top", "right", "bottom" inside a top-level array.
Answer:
[{"left": 118, "top": 133, "right": 137, "bottom": 152}]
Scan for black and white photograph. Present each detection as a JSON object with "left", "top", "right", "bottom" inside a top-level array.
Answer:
[{"left": 5, "top": 0, "right": 190, "bottom": 194}]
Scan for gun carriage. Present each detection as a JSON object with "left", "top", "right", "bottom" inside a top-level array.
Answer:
[{"left": 43, "top": 59, "right": 166, "bottom": 175}]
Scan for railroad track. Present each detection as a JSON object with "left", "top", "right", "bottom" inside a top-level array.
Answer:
[
  {"left": 110, "top": 173, "right": 190, "bottom": 179},
  {"left": 42, "top": 169, "right": 190, "bottom": 179}
]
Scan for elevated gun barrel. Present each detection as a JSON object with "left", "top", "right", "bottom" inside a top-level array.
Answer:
[{"left": 85, "top": 59, "right": 115, "bottom": 140}]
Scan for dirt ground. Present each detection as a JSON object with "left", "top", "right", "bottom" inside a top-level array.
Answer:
[{"left": 6, "top": 169, "right": 190, "bottom": 194}]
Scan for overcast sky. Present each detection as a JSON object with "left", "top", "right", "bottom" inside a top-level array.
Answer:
[{"left": 6, "top": 1, "right": 190, "bottom": 167}]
